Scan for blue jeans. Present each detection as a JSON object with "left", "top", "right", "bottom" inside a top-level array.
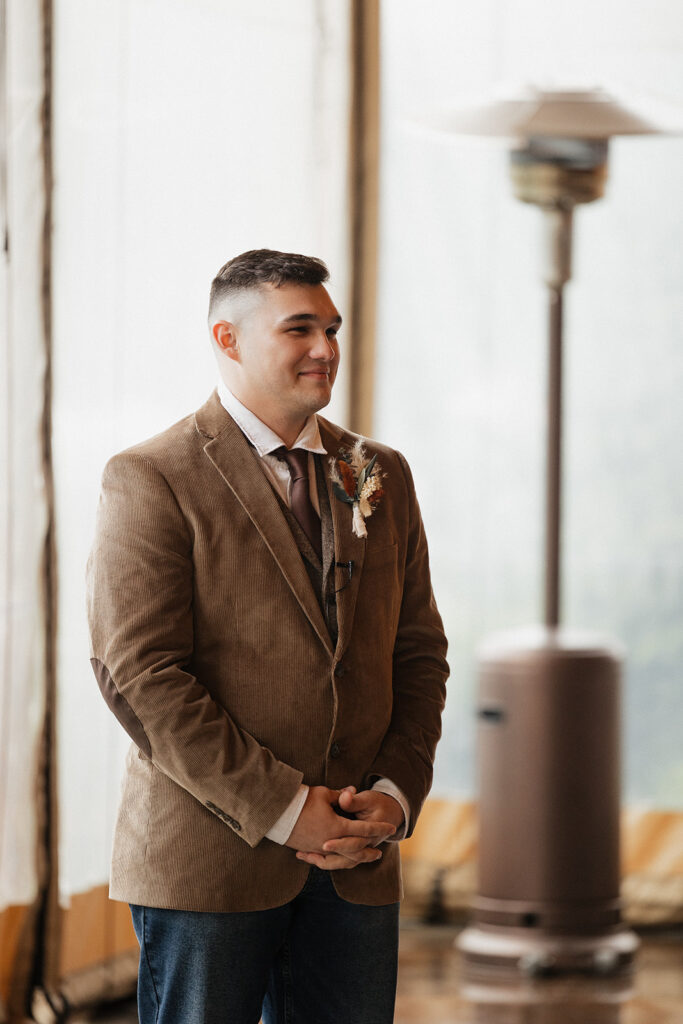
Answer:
[{"left": 130, "top": 868, "right": 399, "bottom": 1024}]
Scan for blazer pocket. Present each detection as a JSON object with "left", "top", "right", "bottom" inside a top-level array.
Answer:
[{"left": 363, "top": 540, "right": 399, "bottom": 570}]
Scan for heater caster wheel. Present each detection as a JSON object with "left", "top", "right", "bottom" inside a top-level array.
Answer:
[
  {"left": 518, "top": 951, "right": 556, "bottom": 977},
  {"left": 593, "top": 947, "right": 620, "bottom": 975}
]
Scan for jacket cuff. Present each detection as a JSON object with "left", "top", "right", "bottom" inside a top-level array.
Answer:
[{"left": 371, "top": 777, "right": 410, "bottom": 840}]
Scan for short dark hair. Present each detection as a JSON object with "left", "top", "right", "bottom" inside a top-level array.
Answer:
[{"left": 209, "top": 249, "right": 329, "bottom": 320}]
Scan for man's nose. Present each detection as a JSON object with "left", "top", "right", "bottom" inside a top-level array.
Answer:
[{"left": 309, "top": 331, "right": 336, "bottom": 360}]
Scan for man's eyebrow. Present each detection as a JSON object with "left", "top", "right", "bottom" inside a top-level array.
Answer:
[{"left": 279, "top": 313, "right": 343, "bottom": 325}]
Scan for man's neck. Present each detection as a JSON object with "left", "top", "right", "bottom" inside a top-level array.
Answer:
[
  {"left": 218, "top": 380, "right": 309, "bottom": 449},
  {"left": 242, "top": 406, "right": 306, "bottom": 449},
  {"left": 265, "top": 417, "right": 307, "bottom": 450}
]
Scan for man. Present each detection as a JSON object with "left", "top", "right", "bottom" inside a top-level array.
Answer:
[{"left": 87, "top": 249, "right": 448, "bottom": 1024}]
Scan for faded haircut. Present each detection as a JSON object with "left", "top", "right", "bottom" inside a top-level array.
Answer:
[{"left": 208, "top": 249, "right": 329, "bottom": 323}]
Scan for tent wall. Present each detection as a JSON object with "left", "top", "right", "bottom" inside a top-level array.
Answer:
[{"left": 2, "top": 2, "right": 682, "bottom": 1019}]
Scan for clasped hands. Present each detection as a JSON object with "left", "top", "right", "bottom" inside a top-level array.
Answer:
[{"left": 285, "top": 785, "right": 405, "bottom": 871}]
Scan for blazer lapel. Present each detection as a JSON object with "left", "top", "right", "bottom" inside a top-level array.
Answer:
[
  {"left": 196, "top": 393, "right": 333, "bottom": 654},
  {"left": 318, "top": 421, "right": 367, "bottom": 658}
]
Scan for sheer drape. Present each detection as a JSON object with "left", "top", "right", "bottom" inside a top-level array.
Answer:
[
  {"left": 50, "top": 0, "right": 351, "bottom": 1000},
  {"left": 0, "top": 0, "right": 48, "bottom": 921},
  {"left": 0, "top": 0, "right": 50, "bottom": 1013}
]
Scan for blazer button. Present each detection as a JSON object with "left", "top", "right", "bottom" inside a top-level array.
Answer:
[
  {"left": 334, "top": 664, "right": 346, "bottom": 678},
  {"left": 330, "top": 742, "right": 341, "bottom": 759}
]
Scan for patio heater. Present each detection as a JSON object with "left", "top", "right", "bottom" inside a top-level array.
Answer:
[{"left": 435, "top": 87, "right": 675, "bottom": 974}]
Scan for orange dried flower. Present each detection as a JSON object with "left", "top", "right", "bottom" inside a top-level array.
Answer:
[{"left": 338, "top": 459, "right": 356, "bottom": 498}]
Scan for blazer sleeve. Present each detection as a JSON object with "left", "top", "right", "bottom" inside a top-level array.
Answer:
[
  {"left": 86, "top": 451, "right": 304, "bottom": 847},
  {"left": 364, "top": 450, "right": 449, "bottom": 836}
]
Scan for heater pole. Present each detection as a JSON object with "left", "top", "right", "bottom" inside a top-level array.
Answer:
[
  {"left": 545, "top": 284, "right": 563, "bottom": 628},
  {"left": 542, "top": 206, "right": 573, "bottom": 628}
]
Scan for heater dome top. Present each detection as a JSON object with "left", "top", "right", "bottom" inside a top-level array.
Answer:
[{"left": 431, "top": 84, "right": 681, "bottom": 141}]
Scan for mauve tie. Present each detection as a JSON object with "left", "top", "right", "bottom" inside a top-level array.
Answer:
[{"left": 274, "top": 447, "right": 322, "bottom": 559}]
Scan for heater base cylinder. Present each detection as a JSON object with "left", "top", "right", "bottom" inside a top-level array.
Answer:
[{"left": 459, "top": 627, "right": 639, "bottom": 974}]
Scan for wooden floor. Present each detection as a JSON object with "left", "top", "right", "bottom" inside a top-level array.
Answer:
[{"left": 76, "top": 924, "right": 683, "bottom": 1023}]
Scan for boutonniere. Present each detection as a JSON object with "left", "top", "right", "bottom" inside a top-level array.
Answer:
[{"left": 330, "top": 440, "right": 385, "bottom": 539}]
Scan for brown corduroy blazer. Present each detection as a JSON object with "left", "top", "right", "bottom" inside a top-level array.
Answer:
[{"left": 86, "top": 390, "right": 448, "bottom": 911}]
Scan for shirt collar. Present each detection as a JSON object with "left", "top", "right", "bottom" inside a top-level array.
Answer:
[{"left": 217, "top": 379, "right": 327, "bottom": 457}]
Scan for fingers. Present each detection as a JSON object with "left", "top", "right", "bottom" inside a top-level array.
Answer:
[
  {"left": 339, "top": 789, "right": 396, "bottom": 814},
  {"left": 338, "top": 788, "right": 377, "bottom": 814},
  {"left": 322, "top": 836, "right": 381, "bottom": 855},
  {"left": 337, "top": 789, "right": 405, "bottom": 830},
  {"left": 323, "top": 833, "right": 394, "bottom": 856},
  {"left": 295, "top": 847, "right": 383, "bottom": 870},
  {"left": 295, "top": 852, "right": 353, "bottom": 870},
  {"left": 333, "top": 817, "right": 396, "bottom": 841}
]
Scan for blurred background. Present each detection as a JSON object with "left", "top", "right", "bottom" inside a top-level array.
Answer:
[{"left": 1, "top": 0, "right": 682, "bottom": 1020}]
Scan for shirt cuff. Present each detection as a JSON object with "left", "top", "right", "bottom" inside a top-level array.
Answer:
[
  {"left": 265, "top": 784, "right": 309, "bottom": 845},
  {"left": 371, "top": 778, "right": 410, "bottom": 841}
]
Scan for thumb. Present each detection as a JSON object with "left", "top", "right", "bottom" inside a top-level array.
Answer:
[
  {"left": 328, "top": 786, "right": 355, "bottom": 806},
  {"left": 338, "top": 787, "right": 360, "bottom": 811}
]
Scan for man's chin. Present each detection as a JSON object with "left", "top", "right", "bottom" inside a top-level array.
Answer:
[
  {"left": 297, "top": 381, "right": 333, "bottom": 412},
  {"left": 306, "top": 393, "right": 332, "bottom": 414}
]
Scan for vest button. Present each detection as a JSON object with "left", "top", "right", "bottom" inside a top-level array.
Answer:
[{"left": 330, "top": 742, "right": 341, "bottom": 759}]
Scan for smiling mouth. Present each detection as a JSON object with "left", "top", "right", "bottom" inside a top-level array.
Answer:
[{"left": 299, "top": 369, "right": 330, "bottom": 379}]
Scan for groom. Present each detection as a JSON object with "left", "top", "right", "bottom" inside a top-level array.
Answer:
[{"left": 87, "top": 249, "right": 448, "bottom": 1023}]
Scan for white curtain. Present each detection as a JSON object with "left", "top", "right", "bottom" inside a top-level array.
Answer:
[
  {"left": 377, "top": 0, "right": 683, "bottom": 808},
  {"left": 51, "top": 0, "right": 351, "bottom": 903},
  {"left": 0, "top": 0, "right": 49, "bottom": 914}
]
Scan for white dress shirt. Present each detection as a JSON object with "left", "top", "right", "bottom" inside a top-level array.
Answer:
[{"left": 217, "top": 381, "right": 409, "bottom": 843}]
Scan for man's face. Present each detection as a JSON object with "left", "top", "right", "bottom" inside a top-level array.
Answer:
[{"left": 221, "top": 282, "right": 341, "bottom": 432}]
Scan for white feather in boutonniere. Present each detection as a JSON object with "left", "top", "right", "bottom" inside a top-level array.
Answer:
[{"left": 330, "top": 440, "right": 385, "bottom": 539}]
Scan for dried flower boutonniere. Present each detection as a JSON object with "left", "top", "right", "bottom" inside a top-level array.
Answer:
[{"left": 330, "top": 440, "right": 385, "bottom": 539}]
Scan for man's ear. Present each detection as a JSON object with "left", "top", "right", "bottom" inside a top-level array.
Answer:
[{"left": 212, "top": 320, "right": 239, "bottom": 360}]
